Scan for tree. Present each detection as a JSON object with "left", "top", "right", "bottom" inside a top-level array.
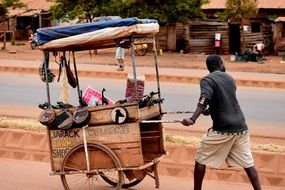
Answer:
[
  {"left": 218, "top": 0, "right": 258, "bottom": 52},
  {"left": 0, "top": 0, "right": 25, "bottom": 49},
  {"left": 49, "top": 0, "right": 110, "bottom": 23},
  {"left": 0, "top": 0, "right": 25, "bottom": 19}
]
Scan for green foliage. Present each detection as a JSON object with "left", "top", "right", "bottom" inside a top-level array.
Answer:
[
  {"left": 50, "top": 0, "right": 111, "bottom": 22},
  {"left": 0, "top": 0, "right": 26, "bottom": 19},
  {"left": 268, "top": 14, "right": 278, "bottom": 21},
  {"left": 3, "top": 0, "right": 25, "bottom": 9},
  {"left": 0, "top": 4, "right": 8, "bottom": 19},
  {"left": 217, "top": 0, "right": 258, "bottom": 21},
  {"left": 115, "top": 0, "right": 209, "bottom": 25},
  {"left": 49, "top": 0, "right": 208, "bottom": 25}
]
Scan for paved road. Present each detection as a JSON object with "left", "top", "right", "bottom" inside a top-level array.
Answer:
[
  {"left": 0, "top": 158, "right": 282, "bottom": 190},
  {"left": 1, "top": 72, "right": 285, "bottom": 134}
]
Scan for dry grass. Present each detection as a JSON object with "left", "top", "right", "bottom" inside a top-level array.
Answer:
[
  {"left": 165, "top": 134, "right": 285, "bottom": 153},
  {"left": 0, "top": 117, "right": 284, "bottom": 153},
  {"left": 251, "top": 143, "right": 285, "bottom": 153},
  {"left": 0, "top": 117, "right": 45, "bottom": 132},
  {"left": 165, "top": 135, "right": 200, "bottom": 148}
]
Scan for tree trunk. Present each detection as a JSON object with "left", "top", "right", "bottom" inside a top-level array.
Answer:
[{"left": 183, "top": 22, "right": 190, "bottom": 53}]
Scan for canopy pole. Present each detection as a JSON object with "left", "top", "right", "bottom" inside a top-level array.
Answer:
[
  {"left": 152, "top": 36, "right": 162, "bottom": 115},
  {"left": 44, "top": 51, "right": 51, "bottom": 105},
  {"left": 131, "top": 36, "right": 138, "bottom": 102},
  {"left": 72, "top": 51, "right": 82, "bottom": 106},
  {"left": 153, "top": 36, "right": 161, "bottom": 100}
]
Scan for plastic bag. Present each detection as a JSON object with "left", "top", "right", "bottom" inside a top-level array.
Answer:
[{"left": 125, "top": 74, "right": 145, "bottom": 102}]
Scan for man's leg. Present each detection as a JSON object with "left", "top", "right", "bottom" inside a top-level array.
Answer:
[
  {"left": 244, "top": 166, "right": 262, "bottom": 190},
  {"left": 194, "top": 161, "right": 206, "bottom": 190},
  {"left": 117, "top": 59, "right": 124, "bottom": 71}
]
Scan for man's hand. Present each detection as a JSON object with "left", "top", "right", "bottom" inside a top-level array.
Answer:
[{"left": 181, "top": 118, "right": 195, "bottom": 126}]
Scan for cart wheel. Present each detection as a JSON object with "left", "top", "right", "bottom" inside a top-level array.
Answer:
[
  {"left": 134, "top": 44, "right": 148, "bottom": 56},
  {"left": 100, "top": 169, "right": 146, "bottom": 188},
  {"left": 60, "top": 142, "right": 123, "bottom": 190}
]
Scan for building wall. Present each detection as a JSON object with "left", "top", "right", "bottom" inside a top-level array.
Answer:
[
  {"left": 157, "top": 18, "right": 274, "bottom": 55},
  {"left": 241, "top": 19, "right": 273, "bottom": 54},
  {"left": 188, "top": 20, "right": 229, "bottom": 54},
  {"left": 157, "top": 20, "right": 230, "bottom": 54},
  {"left": 273, "top": 22, "right": 285, "bottom": 55},
  {"left": 0, "top": 12, "right": 52, "bottom": 41},
  {"left": 156, "top": 26, "right": 167, "bottom": 51},
  {"left": 0, "top": 18, "right": 16, "bottom": 41}
]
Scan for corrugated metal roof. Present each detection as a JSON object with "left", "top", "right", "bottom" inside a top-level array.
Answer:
[{"left": 203, "top": 0, "right": 285, "bottom": 9}]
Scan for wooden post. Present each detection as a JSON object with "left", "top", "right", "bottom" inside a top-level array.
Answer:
[
  {"left": 39, "top": 14, "right": 42, "bottom": 28},
  {"left": 183, "top": 22, "right": 190, "bottom": 53},
  {"left": 241, "top": 18, "right": 246, "bottom": 53},
  {"left": 167, "top": 23, "right": 177, "bottom": 51},
  {"left": 3, "top": 30, "right": 6, "bottom": 49}
]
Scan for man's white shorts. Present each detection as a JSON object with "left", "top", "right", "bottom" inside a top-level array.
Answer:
[{"left": 115, "top": 47, "right": 125, "bottom": 59}]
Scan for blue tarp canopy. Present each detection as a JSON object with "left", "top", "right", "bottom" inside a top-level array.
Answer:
[{"left": 37, "top": 17, "right": 158, "bottom": 45}]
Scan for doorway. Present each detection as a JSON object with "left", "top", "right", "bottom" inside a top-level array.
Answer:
[{"left": 229, "top": 24, "right": 241, "bottom": 54}]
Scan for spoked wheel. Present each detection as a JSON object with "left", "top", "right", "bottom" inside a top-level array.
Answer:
[
  {"left": 134, "top": 44, "right": 148, "bottom": 56},
  {"left": 60, "top": 142, "right": 123, "bottom": 190},
  {"left": 100, "top": 169, "right": 146, "bottom": 188}
]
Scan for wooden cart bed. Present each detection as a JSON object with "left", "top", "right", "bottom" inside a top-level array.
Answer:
[{"left": 46, "top": 103, "right": 165, "bottom": 173}]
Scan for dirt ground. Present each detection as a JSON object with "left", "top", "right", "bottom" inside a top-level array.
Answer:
[{"left": 1, "top": 41, "right": 285, "bottom": 74}]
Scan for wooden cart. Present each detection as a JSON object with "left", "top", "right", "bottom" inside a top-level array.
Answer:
[{"left": 37, "top": 18, "right": 166, "bottom": 189}]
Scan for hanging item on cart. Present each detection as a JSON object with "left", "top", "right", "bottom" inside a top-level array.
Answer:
[
  {"left": 55, "top": 110, "right": 74, "bottom": 130},
  {"left": 73, "top": 107, "right": 90, "bottom": 126},
  {"left": 57, "top": 55, "right": 77, "bottom": 88},
  {"left": 39, "top": 108, "right": 74, "bottom": 130},
  {"left": 83, "top": 85, "right": 114, "bottom": 106},
  {"left": 139, "top": 91, "right": 164, "bottom": 108},
  {"left": 39, "top": 53, "right": 55, "bottom": 83}
]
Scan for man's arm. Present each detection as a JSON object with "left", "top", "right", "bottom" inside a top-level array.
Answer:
[
  {"left": 181, "top": 96, "right": 209, "bottom": 126},
  {"left": 181, "top": 106, "right": 204, "bottom": 126}
]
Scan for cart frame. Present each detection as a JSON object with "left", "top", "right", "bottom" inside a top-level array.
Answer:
[{"left": 38, "top": 21, "right": 166, "bottom": 190}]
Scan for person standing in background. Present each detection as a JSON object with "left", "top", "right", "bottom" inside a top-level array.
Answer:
[{"left": 115, "top": 39, "right": 126, "bottom": 71}]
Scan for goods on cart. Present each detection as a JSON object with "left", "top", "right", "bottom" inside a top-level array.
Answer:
[{"left": 125, "top": 73, "right": 145, "bottom": 102}]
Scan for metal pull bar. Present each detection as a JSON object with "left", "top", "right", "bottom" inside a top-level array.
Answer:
[
  {"left": 140, "top": 120, "right": 182, "bottom": 124},
  {"left": 162, "top": 111, "right": 194, "bottom": 114}
]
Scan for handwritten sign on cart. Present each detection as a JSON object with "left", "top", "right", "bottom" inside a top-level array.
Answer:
[{"left": 49, "top": 122, "right": 143, "bottom": 171}]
